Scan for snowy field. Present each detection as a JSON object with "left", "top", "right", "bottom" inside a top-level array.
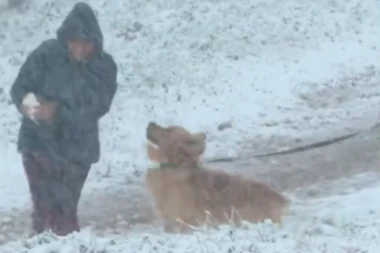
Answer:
[{"left": 1, "top": 0, "right": 380, "bottom": 252}]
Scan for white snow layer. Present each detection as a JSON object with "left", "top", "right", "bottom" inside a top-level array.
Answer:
[
  {"left": 0, "top": 0, "right": 380, "bottom": 251},
  {"left": 1, "top": 184, "right": 380, "bottom": 252}
]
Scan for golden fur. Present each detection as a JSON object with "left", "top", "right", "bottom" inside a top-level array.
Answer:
[{"left": 145, "top": 122, "right": 290, "bottom": 233}]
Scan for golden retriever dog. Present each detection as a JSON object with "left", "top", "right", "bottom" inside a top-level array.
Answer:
[{"left": 145, "top": 122, "right": 289, "bottom": 233}]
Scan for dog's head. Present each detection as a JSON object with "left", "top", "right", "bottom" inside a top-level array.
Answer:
[{"left": 146, "top": 122, "right": 206, "bottom": 169}]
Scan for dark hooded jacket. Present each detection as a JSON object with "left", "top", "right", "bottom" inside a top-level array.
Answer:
[{"left": 10, "top": 2, "right": 118, "bottom": 166}]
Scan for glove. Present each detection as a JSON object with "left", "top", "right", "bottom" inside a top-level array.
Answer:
[
  {"left": 33, "top": 101, "right": 58, "bottom": 124},
  {"left": 21, "top": 93, "right": 58, "bottom": 125}
]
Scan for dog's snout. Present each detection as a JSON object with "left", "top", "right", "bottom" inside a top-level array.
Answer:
[
  {"left": 147, "top": 122, "right": 156, "bottom": 131},
  {"left": 148, "top": 122, "right": 157, "bottom": 128},
  {"left": 147, "top": 122, "right": 158, "bottom": 142}
]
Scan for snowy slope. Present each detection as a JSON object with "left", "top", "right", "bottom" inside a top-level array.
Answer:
[{"left": 0, "top": 0, "right": 380, "bottom": 251}]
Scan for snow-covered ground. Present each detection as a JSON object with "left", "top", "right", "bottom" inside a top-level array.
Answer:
[
  {"left": 1, "top": 184, "right": 380, "bottom": 252},
  {"left": 1, "top": 0, "right": 380, "bottom": 251}
]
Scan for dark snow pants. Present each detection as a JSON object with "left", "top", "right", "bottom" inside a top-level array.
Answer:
[{"left": 22, "top": 152, "right": 90, "bottom": 236}]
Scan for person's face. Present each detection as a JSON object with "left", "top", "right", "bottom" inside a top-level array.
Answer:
[{"left": 67, "top": 40, "right": 95, "bottom": 61}]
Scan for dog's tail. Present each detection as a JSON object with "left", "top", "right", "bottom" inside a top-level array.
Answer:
[
  {"left": 270, "top": 193, "right": 290, "bottom": 225},
  {"left": 249, "top": 181, "right": 290, "bottom": 224},
  {"left": 280, "top": 197, "right": 290, "bottom": 215}
]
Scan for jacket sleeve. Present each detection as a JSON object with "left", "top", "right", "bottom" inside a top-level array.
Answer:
[
  {"left": 10, "top": 41, "right": 50, "bottom": 113},
  {"left": 57, "top": 54, "right": 118, "bottom": 124}
]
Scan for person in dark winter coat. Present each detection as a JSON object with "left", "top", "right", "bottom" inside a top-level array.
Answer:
[{"left": 10, "top": 2, "right": 118, "bottom": 236}]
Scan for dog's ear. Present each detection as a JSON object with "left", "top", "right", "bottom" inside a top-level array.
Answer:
[
  {"left": 193, "top": 132, "right": 206, "bottom": 143},
  {"left": 190, "top": 132, "right": 206, "bottom": 155}
]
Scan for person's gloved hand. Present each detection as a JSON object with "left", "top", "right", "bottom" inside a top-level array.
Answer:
[
  {"left": 33, "top": 101, "right": 58, "bottom": 125},
  {"left": 21, "top": 93, "right": 58, "bottom": 125}
]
